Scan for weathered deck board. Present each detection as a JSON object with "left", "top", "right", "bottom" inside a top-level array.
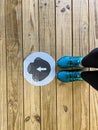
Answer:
[
  {"left": 89, "top": 0, "right": 98, "bottom": 129},
  {"left": 22, "top": 0, "right": 40, "bottom": 130},
  {"left": 39, "top": 1, "right": 57, "bottom": 130},
  {"left": 0, "top": 0, "right": 7, "bottom": 130},
  {"left": 73, "top": 0, "right": 89, "bottom": 130},
  {"left": 56, "top": 0, "right": 73, "bottom": 130},
  {"left": 5, "top": 0, "right": 24, "bottom": 129},
  {"left": 0, "top": 0, "right": 98, "bottom": 130}
]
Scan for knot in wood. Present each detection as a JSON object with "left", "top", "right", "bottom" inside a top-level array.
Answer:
[
  {"left": 34, "top": 115, "right": 41, "bottom": 123},
  {"left": 61, "top": 7, "right": 66, "bottom": 13},
  {"left": 63, "top": 105, "right": 68, "bottom": 112},
  {"left": 66, "top": 4, "right": 70, "bottom": 10},
  {"left": 25, "top": 116, "right": 30, "bottom": 122}
]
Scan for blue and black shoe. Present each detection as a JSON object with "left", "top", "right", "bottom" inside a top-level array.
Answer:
[
  {"left": 57, "top": 71, "right": 83, "bottom": 82},
  {"left": 57, "top": 56, "right": 83, "bottom": 68}
]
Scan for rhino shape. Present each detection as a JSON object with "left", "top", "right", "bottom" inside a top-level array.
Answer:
[{"left": 27, "top": 57, "right": 51, "bottom": 82}]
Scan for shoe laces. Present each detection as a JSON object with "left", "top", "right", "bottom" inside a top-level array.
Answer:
[
  {"left": 68, "top": 72, "right": 81, "bottom": 80},
  {"left": 68, "top": 57, "right": 81, "bottom": 66}
]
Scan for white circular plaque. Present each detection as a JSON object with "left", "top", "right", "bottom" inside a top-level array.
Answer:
[{"left": 24, "top": 52, "right": 55, "bottom": 86}]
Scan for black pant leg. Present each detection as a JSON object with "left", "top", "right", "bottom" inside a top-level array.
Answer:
[
  {"left": 82, "top": 48, "right": 98, "bottom": 68},
  {"left": 81, "top": 71, "right": 98, "bottom": 90}
]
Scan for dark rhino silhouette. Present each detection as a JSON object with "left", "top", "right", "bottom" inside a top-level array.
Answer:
[{"left": 27, "top": 57, "right": 51, "bottom": 82}]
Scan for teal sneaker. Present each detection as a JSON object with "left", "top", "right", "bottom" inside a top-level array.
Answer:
[
  {"left": 57, "top": 71, "right": 83, "bottom": 82},
  {"left": 57, "top": 56, "right": 83, "bottom": 68}
]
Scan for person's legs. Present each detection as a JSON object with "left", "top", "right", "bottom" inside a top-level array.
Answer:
[
  {"left": 82, "top": 48, "right": 98, "bottom": 68},
  {"left": 57, "top": 48, "right": 98, "bottom": 90},
  {"left": 57, "top": 70, "right": 98, "bottom": 90},
  {"left": 81, "top": 71, "right": 98, "bottom": 90},
  {"left": 57, "top": 48, "right": 98, "bottom": 68}
]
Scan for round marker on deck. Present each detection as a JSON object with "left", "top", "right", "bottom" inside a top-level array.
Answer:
[{"left": 24, "top": 52, "right": 55, "bottom": 86}]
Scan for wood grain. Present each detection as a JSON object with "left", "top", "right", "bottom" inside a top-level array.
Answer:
[
  {"left": 0, "top": 0, "right": 7, "bottom": 130},
  {"left": 56, "top": 0, "right": 73, "bottom": 130},
  {"left": 5, "top": 0, "right": 24, "bottom": 129},
  {"left": 0, "top": 0, "right": 98, "bottom": 129},
  {"left": 89, "top": 0, "right": 98, "bottom": 129},
  {"left": 73, "top": 0, "right": 89, "bottom": 130},
  {"left": 39, "top": 0, "right": 57, "bottom": 130},
  {"left": 22, "top": 0, "right": 40, "bottom": 130}
]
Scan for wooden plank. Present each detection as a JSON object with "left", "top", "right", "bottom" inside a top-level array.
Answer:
[
  {"left": 73, "top": 0, "right": 89, "bottom": 130},
  {"left": 22, "top": 0, "right": 40, "bottom": 130},
  {"left": 0, "top": 0, "right": 7, "bottom": 130},
  {"left": 56, "top": 0, "right": 73, "bottom": 130},
  {"left": 89, "top": 0, "right": 98, "bottom": 129},
  {"left": 5, "top": 0, "right": 24, "bottom": 129},
  {"left": 39, "top": 0, "right": 57, "bottom": 130}
]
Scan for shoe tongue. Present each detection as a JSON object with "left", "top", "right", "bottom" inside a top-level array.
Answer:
[{"left": 81, "top": 71, "right": 98, "bottom": 90}]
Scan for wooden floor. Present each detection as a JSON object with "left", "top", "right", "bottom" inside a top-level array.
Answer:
[{"left": 0, "top": 0, "right": 98, "bottom": 130}]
